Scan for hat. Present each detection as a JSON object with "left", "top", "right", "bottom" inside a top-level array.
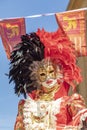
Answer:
[{"left": 9, "top": 28, "right": 82, "bottom": 98}]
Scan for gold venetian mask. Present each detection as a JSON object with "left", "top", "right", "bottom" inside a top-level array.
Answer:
[
  {"left": 29, "top": 58, "right": 63, "bottom": 90},
  {"left": 38, "top": 64, "right": 56, "bottom": 82}
]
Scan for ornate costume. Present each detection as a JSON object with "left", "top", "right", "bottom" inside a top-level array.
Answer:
[{"left": 9, "top": 28, "right": 87, "bottom": 130}]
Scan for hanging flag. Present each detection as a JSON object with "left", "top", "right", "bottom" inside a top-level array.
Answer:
[
  {"left": 0, "top": 18, "right": 26, "bottom": 59},
  {"left": 55, "top": 9, "right": 87, "bottom": 57}
]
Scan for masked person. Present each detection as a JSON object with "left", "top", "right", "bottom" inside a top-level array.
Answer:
[{"left": 9, "top": 28, "right": 87, "bottom": 130}]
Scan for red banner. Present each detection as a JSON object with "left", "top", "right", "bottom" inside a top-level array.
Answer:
[
  {"left": 0, "top": 18, "right": 26, "bottom": 59},
  {"left": 55, "top": 10, "right": 87, "bottom": 57}
]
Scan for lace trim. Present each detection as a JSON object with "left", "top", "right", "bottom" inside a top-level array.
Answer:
[{"left": 23, "top": 98, "right": 62, "bottom": 130}]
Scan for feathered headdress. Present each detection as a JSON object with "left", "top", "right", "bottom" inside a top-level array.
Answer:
[
  {"left": 9, "top": 33, "right": 45, "bottom": 98},
  {"left": 37, "top": 28, "right": 82, "bottom": 89},
  {"left": 9, "top": 28, "right": 82, "bottom": 98}
]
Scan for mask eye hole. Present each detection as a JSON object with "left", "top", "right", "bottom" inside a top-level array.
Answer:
[
  {"left": 38, "top": 68, "right": 47, "bottom": 82},
  {"left": 49, "top": 70, "right": 54, "bottom": 74},
  {"left": 40, "top": 73, "right": 46, "bottom": 76}
]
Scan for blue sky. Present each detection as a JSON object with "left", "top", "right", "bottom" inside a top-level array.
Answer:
[{"left": 0, "top": 0, "right": 69, "bottom": 130}]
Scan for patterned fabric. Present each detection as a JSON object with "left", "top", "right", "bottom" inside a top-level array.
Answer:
[
  {"left": 55, "top": 10, "right": 87, "bottom": 57},
  {"left": 14, "top": 92, "right": 87, "bottom": 130},
  {"left": 14, "top": 100, "right": 25, "bottom": 130},
  {"left": 0, "top": 18, "right": 26, "bottom": 59}
]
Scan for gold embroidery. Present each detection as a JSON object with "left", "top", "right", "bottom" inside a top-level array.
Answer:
[
  {"left": 63, "top": 16, "right": 77, "bottom": 31},
  {"left": 38, "top": 83, "right": 60, "bottom": 101}
]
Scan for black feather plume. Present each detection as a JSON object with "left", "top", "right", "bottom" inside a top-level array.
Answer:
[{"left": 9, "top": 32, "right": 45, "bottom": 98}]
